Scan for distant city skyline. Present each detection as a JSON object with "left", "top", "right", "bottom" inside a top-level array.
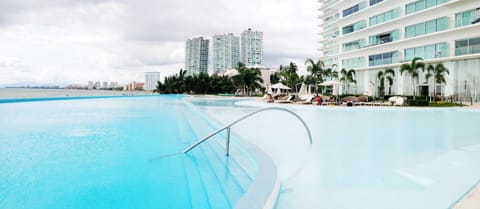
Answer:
[{"left": 0, "top": 0, "right": 317, "bottom": 85}]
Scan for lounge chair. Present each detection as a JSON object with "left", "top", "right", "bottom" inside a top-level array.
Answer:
[
  {"left": 296, "top": 95, "right": 315, "bottom": 104},
  {"left": 263, "top": 94, "right": 274, "bottom": 103},
  {"left": 275, "top": 95, "right": 295, "bottom": 103}
]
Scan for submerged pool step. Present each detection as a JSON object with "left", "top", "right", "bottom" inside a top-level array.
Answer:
[
  {"left": 177, "top": 110, "right": 231, "bottom": 209},
  {"left": 175, "top": 109, "right": 216, "bottom": 209},
  {"left": 181, "top": 108, "right": 256, "bottom": 209},
  {"left": 206, "top": 139, "right": 254, "bottom": 192},
  {"left": 201, "top": 140, "right": 247, "bottom": 203}
]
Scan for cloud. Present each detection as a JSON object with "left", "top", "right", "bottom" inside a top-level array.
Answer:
[{"left": 0, "top": 0, "right": 319, "bottom": 85}]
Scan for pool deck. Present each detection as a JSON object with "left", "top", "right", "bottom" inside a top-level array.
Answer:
[{"left": 454, "top": 183, "right": 480, "bottom": 209}]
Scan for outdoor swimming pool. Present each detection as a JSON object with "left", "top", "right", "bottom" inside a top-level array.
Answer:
[
  {"left": 190, "top": 97, "right": 480, "bottom": 209},
  {"left": 0, "top": 95, "right": 261, "bottom": 209},
  {"left": 2, "top": 95, "right": 480, "bottom": 209}
]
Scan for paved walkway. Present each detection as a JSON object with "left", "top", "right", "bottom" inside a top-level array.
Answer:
[
  {"left": 468, "top": 102, "right": 480, "bottom": 109},
  {"left": 454, "top": 183, "right": 480, "bottom": 209}
]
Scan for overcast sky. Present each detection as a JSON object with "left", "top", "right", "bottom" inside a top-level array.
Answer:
[{"left": 0, "top": 0, "right": 319, "bottom": 85}]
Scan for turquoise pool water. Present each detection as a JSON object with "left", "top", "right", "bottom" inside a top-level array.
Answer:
[
  {"left": 0, "top": 96, "right": 255, "bottom": 209},
  {"left": 190, "top": 98, "right": 480, "bottom": 209}
]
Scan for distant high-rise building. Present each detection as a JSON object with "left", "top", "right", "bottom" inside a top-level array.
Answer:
[
  {"left": 87, "top": 81, "right": 94, "bottom": 90},
  {"left": 212, "top": 33, "right": 240, "bottom": 73},
  {"left": 185, "top": 37, "right": 209, "bottom": 75},
  {"left": 145, "top": 72, "right": 160, "bottom": 91},
  {"left": 241, "top": 29, "right": 264, "bottom": 67}
]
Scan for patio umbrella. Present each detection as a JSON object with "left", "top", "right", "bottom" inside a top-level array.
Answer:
[
  {"left": 318, "top": 80, "right": 342, "bottom": 86},
  {"left": 318, "top": 80, "right": 342, "bottom": 104},
  {"left": 271, "top": 83, "right": 292, "bottom": 90},
  {"left": 266, "top": 84, "right": 273, "bottom": 95},
  {"left": 298, "top": 83, "right": 307, "bottom": 99}
]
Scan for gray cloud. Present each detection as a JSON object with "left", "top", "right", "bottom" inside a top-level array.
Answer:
[{"left": 0, "top": 0, "right": 319, "bottom": 84}]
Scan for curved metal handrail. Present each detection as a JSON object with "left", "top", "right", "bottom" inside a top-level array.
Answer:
[{"left": 183, "top": 107, "right": 313, "bottom": 156}]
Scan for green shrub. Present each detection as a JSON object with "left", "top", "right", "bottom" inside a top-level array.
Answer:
[{"left": 408, "top": 100, "right": 430, "bottom": 106}]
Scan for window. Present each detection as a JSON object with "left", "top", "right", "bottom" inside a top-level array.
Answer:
[
  {"left": 324, "top": 31, "right": 339, "bottom": 39},
  {"left": 343, "top": 4, "right": 360, "bottom": 17},
  {"left": 404, "top": 17, "right": 449, "bottom": 38},
  {"left": 370, "top": 0, "right": 384, "bottom": 6},
  {"left": 370, "top": 30, "right": 399, "bottom": 45},
  {"left": 343, "top": 25, "right": 354, "bottom": 35},
  {"left": 415, "top": 23, "right": 425, "bottom": 35},
  {"left": 425, "top": 20, "right": 436, "bottom": 34},
  {"left": 456, "top": 37, "right": 480, "bottom": 56},
  {"left": 343, "top": 39, "right": 365, "bottom": 52},
  {"left": 405, "top": 26, "right": 415, "bottom": 38},
  {"left": 405, "top": 0, "right": 450, "bottom": 15},
  {"left": 456, "top": 9, "right": 477, "bottom": 27},
  {"left": 406, "top": 3, "right": 415, "bottom": 15},
  {"left": 414, "top": 47, "right": 424, "bottom": 59},
  {"left": 404, "top": 42, "right": 448, "bottom": 61},
  {"left": 342, "top": 57, "right": 366, "bottom": 69},
  {"left": 369, "top": 8, "right": 401, "bottom": 26},
  {"left": 342, "top": 20, "right": 366, "bottom": 35},
  {"left": 405, "top": 48, "right": 414, "bottom": 61},
  {"left": 369, "top": 51, "right": 398, "bottom": 66}
]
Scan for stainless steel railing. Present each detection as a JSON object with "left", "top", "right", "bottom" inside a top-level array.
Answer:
[{"left": 183, "top": 107, "right": 313, "bottom": 156}]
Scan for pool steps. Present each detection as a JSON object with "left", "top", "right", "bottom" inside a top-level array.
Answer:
[
  {"left": 183, "top": 113, "right": 253, "bottom": 207},
  {"left": 178, "top": 105, "right": 255, "bottom": 209},
  {"left": 174, "top": 105, "right": 211, "bottom": 209},
  {"left": 181, "top": 99, "right": 282, "bottom": 209}
]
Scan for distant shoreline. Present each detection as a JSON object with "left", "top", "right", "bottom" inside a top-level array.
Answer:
[{"left": 0, "top": 88, "right": 153, "bottom": 99}]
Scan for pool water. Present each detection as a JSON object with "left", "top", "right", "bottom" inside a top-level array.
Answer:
[
  {"left": 0, "top": 96, "right": 255, "bottom": 209},
  {"left": 190, "top": 97, "right": 480, "bottom": 209}
]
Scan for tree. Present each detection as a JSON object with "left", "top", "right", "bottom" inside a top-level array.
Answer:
[
  {"left": 270, "top": 72, "right": 280, "bottom": 84},
  {"left": 425, "top": 63, "right": 449, "bottom": 98},
  {"left": 233, "top": 62, "right": 263, "bottom": 96},
  {"left": 339, "top": 68, "right": 356, "bottom": 94},
  {"left": 324, "top": 64, "right": 339, "bottom": 80},
  {"left": 305, "top": 58, "right": 325, "bottom": 84},
  {"left": 400, "top": 57, "right": 425, "bottom": 100},
  {"left": 153, "top": 81, "right": 164, "bottom": 94},
  {"left": 377, "top": 68, "right": 395, "bottom": 97},
  {"left": 278, "top": 62, "right": 300, "bottom": 89}
]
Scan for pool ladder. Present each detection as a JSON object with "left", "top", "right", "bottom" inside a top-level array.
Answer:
[{"left": 183, "top": 107, "right": 313, "bottom": 156}]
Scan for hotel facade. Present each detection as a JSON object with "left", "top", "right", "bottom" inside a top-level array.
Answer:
[{"left": 319, "top": 0, "right": 480, "bottom": 100}]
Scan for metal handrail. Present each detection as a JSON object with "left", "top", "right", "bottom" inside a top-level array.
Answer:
[{"left": 183, "top": 107, "right": 313, "bottom": 156}]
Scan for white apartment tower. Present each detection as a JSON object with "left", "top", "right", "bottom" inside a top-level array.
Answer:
[
  {"left": 212, "top": 33, "right": 240, "bottom": 73},
  {"left": 320, "top": 0, "right": 480, "bottom": 99},
  {"left": 145, "top": 72, "right": 160, "bottom": 91},
  {"left": 185, "top": 37, "right": 209, "bottom": 75},
  {"left": 241, "top": 29, "right": 264, "bottom": 67}
]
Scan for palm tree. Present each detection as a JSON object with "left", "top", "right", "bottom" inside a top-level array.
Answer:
[
  {"left": 163, "top": 75, "right": 177, "bottom": 94},
  {"left": 305, "top": 58, "right": 325, "bottom": 83},
  {"left": 233, "top": 62, "right": 263, "bottom": 96},
  {"left": 339, "top": 68, "right": 356, "bottom": 94},
  {"left": 153, "top": 81, "right": 163, "bottom": 94},
  {"left": 425, "top": 63, "right": 449, "bottom": 98},
  {"left": 400, "top": 57, "right": 425, "bottom": 100},
  {"left": 377, "top": 68, "right": 395, "bottom": 97},
  {"left": 278, "top": 62, "right": 300, "bottom": 89},
  {"left": 324, "top": 64, "right": 339, "bottom": 80}
]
